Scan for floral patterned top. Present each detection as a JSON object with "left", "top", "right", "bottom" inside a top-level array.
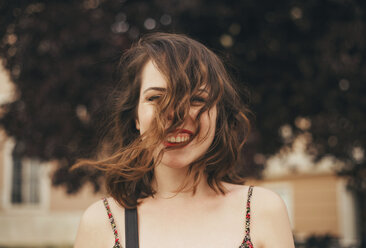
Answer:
[
  {"left": 103, "top": 185, "right": 254, "bottom": 248},
  {"left": 240, "top": 185, "right": 254, "bottom": 248},
  {"left": 103, "top": 197, "right": 122, "bottom": 248}
]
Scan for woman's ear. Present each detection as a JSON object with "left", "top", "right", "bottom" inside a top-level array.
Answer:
[{"left": 135, "top": 119, "right": 140, "bottom": 130}]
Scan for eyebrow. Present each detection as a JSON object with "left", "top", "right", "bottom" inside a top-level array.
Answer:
[{"left": 143, "top": 87, "right": 167, "bottom": 94}]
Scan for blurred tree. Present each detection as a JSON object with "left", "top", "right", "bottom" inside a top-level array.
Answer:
[{"left": 0, "top": 0, "right": 365, "bottom": 245}]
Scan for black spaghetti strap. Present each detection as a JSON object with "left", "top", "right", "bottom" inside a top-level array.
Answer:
[{"left": 125, "top": 208, "right": 139, "bottom": 248}]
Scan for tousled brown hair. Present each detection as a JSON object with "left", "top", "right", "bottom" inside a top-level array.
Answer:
[{"left": 72, "top": 33, "right": 251, "bottom": 208}]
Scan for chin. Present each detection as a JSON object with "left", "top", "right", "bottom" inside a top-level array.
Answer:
[
  {"left": 160, "top": 157, "right": 192, "bottom": 169},
  {"left": 159, "top": 149, "right": 199, "bottom": 169}
]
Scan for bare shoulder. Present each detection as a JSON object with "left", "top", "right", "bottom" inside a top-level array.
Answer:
[
  {"left": 222, "top": 182, "right": 251, "bottom": 195},
  {"left": 250, "top": 186, "right": 295, "bottom": 248},
  {"left": 251, "top": 186, "right": 286, "bottom": 212},
  {"left": 221, "top": 183, "right": 283, "bottom": 206},
  {"left": 74, "top": 197, "right": 125, "bottom": 248},
  {"left": 81, "top": 199, "right": 108, "bottom": 224}
]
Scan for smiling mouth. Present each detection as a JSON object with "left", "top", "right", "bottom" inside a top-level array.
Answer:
[{"left": 164, "top": 129, "right": 193, "bottom": 147}]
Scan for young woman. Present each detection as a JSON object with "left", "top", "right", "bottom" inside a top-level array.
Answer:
[{"left": 74, "top": 33, "right": 294, "bottom": 248}]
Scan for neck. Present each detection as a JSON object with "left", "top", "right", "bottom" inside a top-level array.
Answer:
[{"left": 152, "top": 164, "right": 213, "bottom": 199}]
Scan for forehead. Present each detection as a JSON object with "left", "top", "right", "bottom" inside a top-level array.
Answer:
[{"left": 140, "top": 60, "right": 167, "bottom": 93}]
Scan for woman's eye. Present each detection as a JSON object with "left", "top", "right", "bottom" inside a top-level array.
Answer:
[{"left": 147, "top": 95, "right": 161, "bottom": 102}]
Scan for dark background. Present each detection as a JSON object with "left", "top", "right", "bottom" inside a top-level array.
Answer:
[{"left": 0, "top": 0, "right": 365, "bottom": 246}]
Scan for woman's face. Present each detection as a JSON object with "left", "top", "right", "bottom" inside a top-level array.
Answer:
[{"left": 136, "top": 60, "right": 217, "bottom": 169}]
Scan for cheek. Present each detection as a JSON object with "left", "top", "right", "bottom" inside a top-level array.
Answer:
[
  {"left": 205, "top": 107, "right": 217, "bottom": 130},
  {"left": 198, "top": 107, "right": 217, "bottom": 140},
  {"left": 136, "top": 104, "right": 155, "bottom": 134}
]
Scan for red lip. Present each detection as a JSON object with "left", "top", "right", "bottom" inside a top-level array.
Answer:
[
  {"left": 164, "top": 142, "right": 182, "bottom": 147},
  {"left": 177, "top": 129, "right": 193, "bottom": 135}
]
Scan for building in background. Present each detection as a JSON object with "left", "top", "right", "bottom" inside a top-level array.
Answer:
[
  {"left": 250, "top": 158, "right": 359, "bottom": 247},
  {"left": 0, "top": 64, "right": 104, "bottom": 247},
  {"left": 250, "top": 132, "right": 359, "bottom": 247},
  {"left": 0, "top": 64, "right": 359, "bottom": 247}
]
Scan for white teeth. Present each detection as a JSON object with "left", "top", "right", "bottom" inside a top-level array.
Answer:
[{"left": 167, "top": 134, "right": 190, "bottom": 143}]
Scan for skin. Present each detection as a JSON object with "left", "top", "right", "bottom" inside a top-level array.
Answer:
[{"left": 74, "top": 60, "right": 295, "bottom": 248}]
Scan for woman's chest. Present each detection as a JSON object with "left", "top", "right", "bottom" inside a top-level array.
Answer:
[{"left": 137, "top": 202, "right": 246, "bottom": 248}]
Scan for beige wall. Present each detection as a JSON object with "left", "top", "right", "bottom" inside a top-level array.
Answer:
[
  {"left": 248, "top": 173, "right": 356, "bottom": 243},
  {"left": 0, "top": 130, "right": 105, "bottom": 246},
  {"left": 49, "top": 182, "right": 104, "bottom": 212},
  {"left": 292, "top": 175, "right": 339, "bottom": 236}
]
